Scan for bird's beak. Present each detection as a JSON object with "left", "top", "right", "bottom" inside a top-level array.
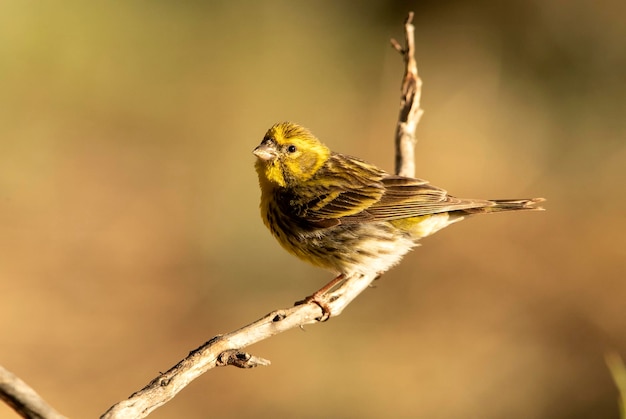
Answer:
[{"left": 253, "top": 143, "right": 278, "bottom": 161}]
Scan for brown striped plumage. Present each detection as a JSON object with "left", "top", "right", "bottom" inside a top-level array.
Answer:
[{"left": 254, "top": 122, "right": 544, "bottom": 278}]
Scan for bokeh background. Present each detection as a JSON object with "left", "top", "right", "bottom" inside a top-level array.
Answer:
[{"left": 1, "top": 1, "right": 625, "bottom": 418}]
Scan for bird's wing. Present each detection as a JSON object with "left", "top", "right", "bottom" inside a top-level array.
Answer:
[
  {"left": 281, "top": 155, "right": 490, "bottom": 227},
  {"left": 278, "top": 154, "right": 386, "bottom": 227},
  {"left": 362, "top": 175, "right": 490, "bottom": 220}
]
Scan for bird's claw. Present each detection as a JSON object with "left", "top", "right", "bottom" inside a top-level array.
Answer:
[{"left": 295, "top": 294, "right": 332, "bottom": 322}]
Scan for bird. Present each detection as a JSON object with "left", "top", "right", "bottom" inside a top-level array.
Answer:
[{"left": 253, "top": 122, "right": 544, "bottom": 318}]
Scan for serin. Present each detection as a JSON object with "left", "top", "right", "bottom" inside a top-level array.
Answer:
[{"left": 253, "top": 122, "right": 544, "bottom": 316}]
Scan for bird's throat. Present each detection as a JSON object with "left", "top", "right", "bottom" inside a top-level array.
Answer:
[{"left": 256, "top": 159, "right": 287, "bottom": 188}]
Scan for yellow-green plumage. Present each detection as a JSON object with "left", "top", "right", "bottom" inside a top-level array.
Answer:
[{"left": 253, "top": 122, "right": 544, "bottom": 277}]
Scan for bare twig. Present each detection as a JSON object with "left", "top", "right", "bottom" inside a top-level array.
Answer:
[
  {"left": 100, "top": 273, "right": 377, "bottom": 418},
  {"left": 0, "top": 365, "right": 68, "bottom": 419},
  {"left": 100, "top": 11, "right": 423, "bottom": 419},
  {"left": 216, "top": 350, "right": 272, "bottom": 369},
  {"left": 0, "top": 12, "right": 424, "bottom": 419},
  {"left": 391, "top": 11, "right": 423, "bottom": 178}
]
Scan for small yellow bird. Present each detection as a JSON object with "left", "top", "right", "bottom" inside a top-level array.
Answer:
[{"left": 253, "top": 122, "right": 543, "bottom": 315}]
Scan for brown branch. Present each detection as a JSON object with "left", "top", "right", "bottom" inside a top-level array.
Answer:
[
  {"left": 100, "top": 274, "right": 376, "bottom": 418},
  {"left": 391, "top": 11, "right": 423, "bottom": 178},
  {"left": 0, "top": 12, "right": 424, "bottom": 419},
  {"left": 0, "top": 365, "right": 68, "bottom": 419},
  {"left": 100, "top": 11, "right": 423, "bottom": 418},
  {"left": 217, "top": 350, "right": 272, "bottom": 369}
]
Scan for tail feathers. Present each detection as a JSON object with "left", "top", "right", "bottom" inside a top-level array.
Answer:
[{"left": 462, "top": 197, "right": 545, "bottom": 215}]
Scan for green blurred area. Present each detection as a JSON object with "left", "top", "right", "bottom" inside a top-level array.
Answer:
[{"left": 1, "top": 1, "right": 625, "bottom": 418}]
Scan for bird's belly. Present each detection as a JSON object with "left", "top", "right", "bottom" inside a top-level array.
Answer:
[{"left": 275, "top": 221, "right": 417, "bottom": 276}]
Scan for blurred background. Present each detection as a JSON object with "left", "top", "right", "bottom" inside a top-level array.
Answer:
[{"left": 1, "top": 1, "right": 625, "bottom": 418}]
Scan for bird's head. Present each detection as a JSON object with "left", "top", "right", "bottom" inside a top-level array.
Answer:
[{"left": 253, "top": 122, "right": 331, "bottom": 188}]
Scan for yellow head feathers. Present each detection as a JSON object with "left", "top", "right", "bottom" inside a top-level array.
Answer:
[{"left": 253, "top": 122, "right": 331, "bottom": 188}]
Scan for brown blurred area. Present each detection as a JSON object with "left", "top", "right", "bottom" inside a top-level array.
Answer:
[{"left": 1, "top": 1, "right": 625, "bottom": 418}]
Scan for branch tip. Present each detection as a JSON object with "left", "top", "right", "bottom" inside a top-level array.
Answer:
[
  {"left": 393, "top": 11, "right": 421, "bottom": 178},
  {"left": 390, "top": 38, "right": 404, "bottom": 53},
  {"left": 406, "top": 11, "right": 414, "bottom": 25}
]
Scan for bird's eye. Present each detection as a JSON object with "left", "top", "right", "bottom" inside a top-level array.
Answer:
[{"left": 287, "top": 145, "right": 297, "bottom": 153}]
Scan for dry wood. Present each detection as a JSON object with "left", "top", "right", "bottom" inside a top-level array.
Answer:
[
  {"left": 0, "top": 365, "right": 68, "bottom": 419},
  {"left": 391, "top": 12, "right": 423, "bottom": 178},
  {"left": 101, "top": 11, "right": 423, "bottom": 419},
  {"left": 0, "top": 12, "right": 423, "bottom": 419}
]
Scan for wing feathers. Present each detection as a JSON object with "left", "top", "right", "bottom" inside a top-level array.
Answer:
[{"left": 283, "top": 153, "right": 492, "bottom": 226}]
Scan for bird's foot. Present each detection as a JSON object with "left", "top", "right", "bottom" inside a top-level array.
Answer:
[
  {"left": 295, "top": 293, "right": 332, "bottom": 322},
  {"left": 295, "top": 274, "right": 346, "bottom": 322}
]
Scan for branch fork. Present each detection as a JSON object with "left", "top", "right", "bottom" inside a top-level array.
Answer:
[{"left": 0, "top": 12, "right": 423, "bottom": 419}]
